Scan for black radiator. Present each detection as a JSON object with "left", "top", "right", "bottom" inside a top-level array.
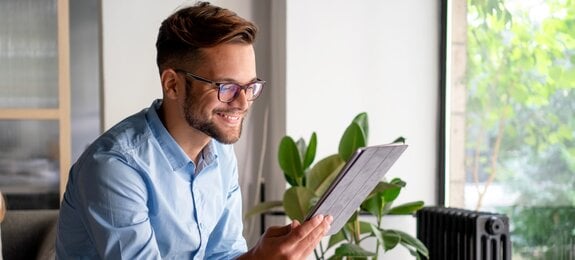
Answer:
[{"left": 416, "top": 207, "right": 511, "bottom": 260}]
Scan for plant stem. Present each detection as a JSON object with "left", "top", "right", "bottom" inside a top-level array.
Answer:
[
  {"left": 374, "top": 213, "right": 383, "bottom": 260},
  {"left": 354, "top": 214, "right": 360, "bottom": 244},
  {"left": 319, "top": 241, "right": 325, "bottom": 260},
  {"left": 314, "top": 248, "right": 320, "bottom": 260}
]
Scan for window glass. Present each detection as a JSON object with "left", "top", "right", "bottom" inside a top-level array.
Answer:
[
  {"left": 0, "top": 0, "right": 58, "bottom": 108},
  {"left": 0, "top": 120, "right": 60, "bottom": 209},
  {"left": 448, "top": 0, "right": 575, "bottom": 258}
]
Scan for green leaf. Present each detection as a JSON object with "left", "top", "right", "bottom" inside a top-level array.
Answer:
[
  {"left": 352, "top": 112, "right": 369, "bottom": 142},
  {"left": 338, "top": 122, "right": 367, "bottom": 161},
  {"left": 327, "top": 230, "right": 347, "bottom": 250},
  {"left": 373, "top": 227, "right": 419, "bottom": 253},
  {"left": 307, "top": 154, "right": 345, "bottom": 196},
  {"left": 278, "top": 136, "right": 304, "bottom": 185},
  {"left": 303, "top": 132, "right": 317, "bottom": 169},
  {"left": 393, "top": 229, "right": 429, "bottom": 258},
  {"left": 361, "top": 193, "right": 384, "bottom": 219},
  {"left": 388, "top": 201, "right": 425, "bottom": 215},
  {"left": 334, "top": 243, "right": 375, "bottom": 257},
  {"left": 358, "top": 221, "right": 374, "bottom": 235},
  {"left": 392, "top": 136, "right": 406, "bottom": 144},
  {"left": 383, "top": 186, "right": 402, "bottom": 203},
  {"left": 390, "top": 177, "right": 406, "bottom": 187},
  {"left": 381, "top": 229, "right": 401, "bottom": 251},
  {"left": 283, "top": 186, "right": 316, "bottom": 222},
  {"left": 378, "top": 179, "right": 404, "bottom": 203},
  {"left": 243, "top": 201, "right": 283, "bottom": 219},
  {"left": 327, "top": 255, "right": 343, "bottom": 260},
  {"left": 366, "top": 181, "right": 402, "bottom": 199},
  {"left": 361, "top": 181, "right": 405, "bottom": 218},
  {"left": 283, "top": 172, "right": 298, "bottom": 187}
]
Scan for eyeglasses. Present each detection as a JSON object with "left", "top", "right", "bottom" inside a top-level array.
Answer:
[{"left": 175, "top": 69, "right": 265, "bottom": 103}]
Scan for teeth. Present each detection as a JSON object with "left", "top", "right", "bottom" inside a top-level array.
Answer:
[{"left": 220, "top": 113, "right": 240, "bottom": 120}]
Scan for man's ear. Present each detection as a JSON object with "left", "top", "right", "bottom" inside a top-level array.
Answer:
[{"left": 161, "top": 69, "right": 181, "bottom": 100}]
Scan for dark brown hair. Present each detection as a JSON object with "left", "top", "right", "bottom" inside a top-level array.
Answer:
[{"left": 156, "top": 2, "right": 257, "bottom": 73}]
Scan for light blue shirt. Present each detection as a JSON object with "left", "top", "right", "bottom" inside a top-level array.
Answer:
[{"left": 56, "top": 100, "right": 247, "bottom": 259}]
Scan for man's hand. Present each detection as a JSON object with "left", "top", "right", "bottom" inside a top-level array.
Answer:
[{"left": 239, "top": 214, "right": 333, "bottom": 260}]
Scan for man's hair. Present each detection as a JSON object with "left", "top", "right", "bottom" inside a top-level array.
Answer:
[{"left": 156, "top": 1, "right": 257, "bottom": 73}]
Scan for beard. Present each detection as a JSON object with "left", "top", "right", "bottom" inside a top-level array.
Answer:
[{"left": 183, "top": 93, "right": 244, "bottom": 144}]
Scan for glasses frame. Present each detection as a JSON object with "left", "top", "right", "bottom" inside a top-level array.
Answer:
[{"left": 175, "top": 69, "right": 265, "bottom": 103}]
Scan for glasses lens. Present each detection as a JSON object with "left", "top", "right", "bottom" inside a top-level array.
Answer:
[
  {"left": 219, "top": 84, "right": 240, "bottom": 102},
  {"left": 218, "top": 82, "right": 264, "bottom": 102},
  {"left": 248, "top": 82, "right": 263, "bottom": 100}
]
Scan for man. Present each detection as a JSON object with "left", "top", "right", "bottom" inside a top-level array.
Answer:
[{"left": 56, "top": 2, "right": 332, "bottom": 259}]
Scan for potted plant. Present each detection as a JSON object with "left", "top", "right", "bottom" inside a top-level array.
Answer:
[{"left": 246, "top": 112, "right": 429, "bottom": 259}]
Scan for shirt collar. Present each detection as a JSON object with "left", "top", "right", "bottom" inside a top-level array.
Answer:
[{"left": 146, "top": 99, "right": 219, "bottom": 172}]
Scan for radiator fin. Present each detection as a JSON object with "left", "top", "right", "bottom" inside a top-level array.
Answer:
[{"left": 416, "top": 207, "right": 511, "bottom": 260}]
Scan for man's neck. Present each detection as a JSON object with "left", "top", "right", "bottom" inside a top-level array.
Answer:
[{"left": 159, "top": 103, "right": 210, "bottom": 165}]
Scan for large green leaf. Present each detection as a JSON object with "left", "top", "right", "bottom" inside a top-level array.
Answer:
[
  {"left": 361, "top": 181, "right": 405, "bottom": 218},
  {"left": 303, "top": 132, "right": 317, "bottom": 169},
  {"left": 383, "top": 185, "right": 402, "bottom": 203},
  {"left": 334, "top": 243, "right": 375, "bottom": 257},
  {"left": 366, "top": 181, "right": 401, "bottom": 199},
  {"left": 358, "top": 221, "right": 374, "bottom": 234},
  {"left": 361, "top": 193, "right": 384, "bottom": 219},
  {"left": 383, "top": 231, "right": 401, "bottom": 251},
  {"left": 283, "top": 173, "right": 298, "bottom": 187},
  {"left": 371, "top": 226, "right": 401, "bottom": 251},
  {"left": 327, "top": 230, "right": 347, "bottom": 250},
  {"left": 307, "top": 154, "right": 344, "bottom": 196},
  {"left": 327, "top": 255, "right": 343, "bottom": 260},
  {"left": 338, "top": 122, "right": 367, "bottom": 161},
  {"left": 392, "top": 229, "right": 429, "bottom": 258},
  {"left": 388, "top": 201, "right": 425, "bottom": 215},
  {"left": 366, "top": 181, "right": 403, "bottom": 203},
  {"left": 389, "top": 177, "right": 406, "bottom": 187},
  {"left": 278, "top": 136, "right": 304, "bottom": 185},
  {"left": 352, "top": 112, "right": 369, "bottom": 142},
  {"left": 243, "top": 201, "right": 283, "bottom": 219},
  {"left": 283, "top": 186, "right": 316, "bottom": 222}
]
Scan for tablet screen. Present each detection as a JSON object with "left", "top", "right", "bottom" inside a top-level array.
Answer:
[{"left": 305, "top": 143, "right": 408, "bottom": 235}]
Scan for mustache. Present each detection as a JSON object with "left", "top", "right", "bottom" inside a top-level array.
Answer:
[{"left": 213, "top": 108, "right": 248, "bottom": 115}]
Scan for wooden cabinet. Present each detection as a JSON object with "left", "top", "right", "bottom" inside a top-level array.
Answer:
[{"left": 0, "top": 0, "right": 70, "bottom": 209}]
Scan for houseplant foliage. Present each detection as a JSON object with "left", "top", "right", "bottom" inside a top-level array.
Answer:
[{"left": 246, "top": 113, "right": 429, "bottom": 259}]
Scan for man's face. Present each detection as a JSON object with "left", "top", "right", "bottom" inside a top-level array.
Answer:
[{"left": 181, "top": 43, "right": 257, "bottom": 144}]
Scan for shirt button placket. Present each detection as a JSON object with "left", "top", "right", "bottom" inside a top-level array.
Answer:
[{"left": 192, "top": 185, "right": 205, "bottom": 239}]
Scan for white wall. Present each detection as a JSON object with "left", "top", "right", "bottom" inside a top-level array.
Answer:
[
  {"left": 101, "top": 1, "right": 172, "bottom": 128},
  {"left": 281, "top": 1, "right": 439, "bottom": 259}
]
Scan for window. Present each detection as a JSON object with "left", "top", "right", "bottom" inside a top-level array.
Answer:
[
  {"left": 446, "top": 0, "right": 575, "bottom": 258},
  {"left": 0, "top": 0, "right": 69, "bottom": 209},
  {"left": 0, "top": 0, "right": 101, "bottom": 209}
]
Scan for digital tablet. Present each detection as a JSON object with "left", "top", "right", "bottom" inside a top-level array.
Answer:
[{"left": 304, "top": 143, "right": 408, "bottom": 235}]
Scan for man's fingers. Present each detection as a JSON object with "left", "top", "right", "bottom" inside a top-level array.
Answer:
[
  {"left": 287, "top": 215, "right": 331, "bottom": 245},
  {"left": 291, "top": 219, "right": 301, "bottom": 229},
  {"left": 290, "top": 215, "right": 333, "bottom": 258},
  {"left": 250, "top": 216, "right": 334, "bottom": 259},
  {"left": 263, "top": 223, "right": 292, "bottom": 238}
]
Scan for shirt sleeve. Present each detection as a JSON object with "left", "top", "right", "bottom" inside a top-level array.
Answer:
[
  {"left": 74, "top": 151, "right": 162, "bottom": 259},
  {"left": 204, "top": 150, "right": 248, "bottom": 259}
]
